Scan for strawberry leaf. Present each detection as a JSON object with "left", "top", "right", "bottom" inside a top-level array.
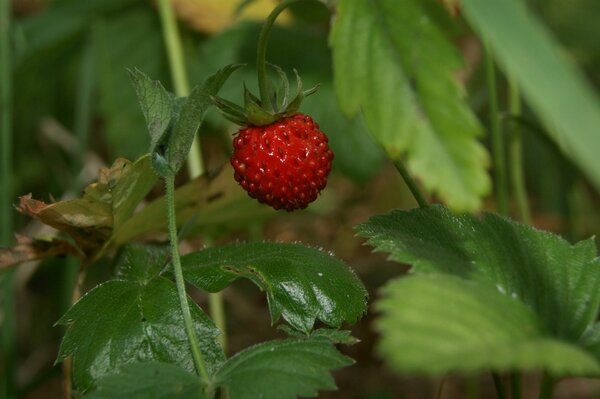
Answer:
[
  {"left": 56, "top": 244, "right": 224, "bottom": 391},
  {"left": 357, "top": 205, "right": 600, "bottom": 375},
  {"left": 180, "top": 242, "right": 368, "bottom": 334},
  {"left": 376, "top": 274, "right": 600, "bottom": 376},
  {"left": 87, "top": 362, "right": 206, "bottom": 399},
  {"left": 131, "top": 64, "right": 242, "bottom": 177},
  {"left": 330, "top": 0, "right": 490, "bottom": 211},
  {"left": 214, "top": 338, "right": 352, "bottom": 399}
]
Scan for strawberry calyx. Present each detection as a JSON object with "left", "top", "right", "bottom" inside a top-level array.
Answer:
[{"left": 211, "top": 65, "right": 319, "bottom": 127}]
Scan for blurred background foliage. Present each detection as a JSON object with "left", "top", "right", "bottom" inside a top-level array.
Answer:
[{"left": 3, "top": 0, "right": 600, "bottom": 397}]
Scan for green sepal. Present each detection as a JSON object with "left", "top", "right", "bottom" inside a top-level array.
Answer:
[{"left": 268, "top": 63, "right": 290, "bottom": 112}]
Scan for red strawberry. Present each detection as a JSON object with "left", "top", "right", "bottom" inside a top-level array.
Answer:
[{"left": 231, "top": 114, "right": 333, "bottom": 211}]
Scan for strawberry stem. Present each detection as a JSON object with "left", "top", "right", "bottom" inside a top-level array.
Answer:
[
  {"left": 393, "top": 159, "right": 429, "bottom": 209},
  {"left": 256, "top": 0, "right": 301, "bottom": 109}
]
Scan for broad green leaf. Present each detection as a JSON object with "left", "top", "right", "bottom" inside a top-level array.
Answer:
[
  {"left": 57, "top": 245, "right": 224, "bottom": 391},
  {"left": 16, "top": 156, "right": 157, "bottom": 256},
  {"left": 330, "top": 0, "right": 490, "bottom": 211},
  {"left": 214, "top": 338, "right": 352, "bottom": 399},
  {"left": 181, "top": 242, "right": 368, "bottom": 333},
  {"left": 87, "top": 362, "right": 205, "bottom": 399},
  {"left": 144, "top": 64, "right": 243, "bottom": 176},
  {"left": 195, "top": 22, "right": 385, "bottom": 183},
  {"left": 278, "top": 326, "right": 360, "bottom": 345},
  {"left": 376, "top": 274, "right": 600, "bottom": 376},
  {"left": 460, "top": 0, "right": 600, "bottom": 194},
  {"left": 357, "top": 205, "right": 600, "bottom": 341},
  {"left": 113, "top": 243, "right": 170, "bottom": 283}
]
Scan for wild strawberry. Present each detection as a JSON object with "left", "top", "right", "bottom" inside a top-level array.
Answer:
[
  {"left": 213, "top": 65, "right": 333, "bottom": 211},
  {"left": 231, "top": 114, "right": 333, "bottom": 211}
]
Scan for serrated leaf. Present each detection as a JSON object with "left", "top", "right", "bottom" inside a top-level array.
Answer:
[
  {"left": 357, "top": 205, "right": 600, "bottom": 342},
  {"left": 57, "top": 245, "right": 224, "bottom": 391},
  {"left": 214, "top": 338, "right": 353, "bottom": 399},
  {"left": 460, "top": 0, "right": 600, "bottom": 195},
  {"left": 16, "top": 156, "right": 157, "bottom": 256},
  {"left": 149, "top": 64, "right": 243, "bottom": 176},
  {"left": 129, "top": 68, "right": 175, "bottom": 157},
  {"left": 376, "top": 274, "right": 600, "bottom": 376},
  {"left": 113, "top": 243, "right": 170, "bottom": 283},
  {"left": 330, "top": 0, "right": 490, "bottom": 211},
  {"left": 180, "top": 242, "right": 367, "bottom": 334},
  {"left": 87, "top": 362, "right": 205, "bottom": 399},
  {"left": 278, "top": 325, "right": 360, "bottom": 345}
]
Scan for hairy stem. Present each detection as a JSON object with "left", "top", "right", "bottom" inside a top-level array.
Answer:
[
  {"left": 157, "top": 0, "right": 204, "bottom": 178},
  {"left": 1, "top": 0, "right": 15, "bottom": 397},
  {"left": 393, "top": 159, "right": 429, "bottom": 209},
  {"left": 165, "top": 177, "right": 210, "bottom": 381},
  {"left": 507, "top": 77, "right": 531, "bottom": 224},
  {"left": 484, "top": 45, "right": 508, "bottom": 216},
  {"left": 256, "top": 0, "right": 300, "bottom": 108}
]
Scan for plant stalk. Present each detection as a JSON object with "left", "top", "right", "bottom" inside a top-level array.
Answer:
[
  {"left": 538, "top": 372, "right": 554, "bottom": 399},
  {"left": 157, "top": 0, "right": 204, "bottom": 178},
  {"left": 1, "top": 0, "right": 15, "bottom": 397},
  {"left": 157, "top": 0, "right": 228, "bottom": 352},
  {"left": 393, "top": 159, "right": 429, "bottom": 208},
  {"left": 484, "top": 45, "right": 508, "bottom": 216},
  {"left": 256, "top": 0, "right": 300, "bottom": 108},
  {"left": 165, "top": 177, "right": 210, "bottom": 381},
  {"left": 511, "top": 372, "right": 522, "bottom": 399},
  {"left": 492, "top": 373, "right": 507, "bottom": 399},
  {"left": 507, "top": 77, "right": 531, "bottom": 224}
]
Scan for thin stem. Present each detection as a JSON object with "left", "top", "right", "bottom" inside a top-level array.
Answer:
[
  {"left": 538, "top": 372, "right": 554, "bottom": 399},
  {"left": 165, "top": 177, "right": 210, "bottom": 382},
  {"left": 393, "top": 159, "right": 429, "bottom": 208},
  {"left": 157, "top": 0, "right": 204, "bottom": 178},
  {"left": 484, "top": 45, "right": 508, "bottom": 216},
  {"left": 507, "top": 77, "right": 531, "bottom": 224},
  {"left": 256, "top": 0, "right": 301, "bottom": 108},
  {"left": 511, "top": 372, "right": 522, "bottom": 399},
  {"left": 1, "top": 0, "right": 15, "bottom": 397},
  {"left": 492, "top": 373, "right": 507, "bottom": 399}
]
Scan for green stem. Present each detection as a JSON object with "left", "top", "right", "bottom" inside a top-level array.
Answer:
[
  {"left": 1, "top": 0, "right": 15, "bottom": 397},
  {"left": 256, "top": 0, "right": 301, "bottom": 108},
  {"left": 165, "top": 177, "right": 210, "bottom": 382},
  {"left": 511, "top": 372, "right": 522, "bottom": 399},
  {"left": 484, "top": 45, "right": 508, "bottom": 216},
  {"left": 157, "top": 0, "right": 204, "bottom": 178},
  {"left": 393, "top": 159, "right": 429, "bottom": 209},
  {"left": 507, "top": 77, "right": 531, "bottom": 224},
  {"left": 538, "top": 373, "right": 554, "bottom": 399},
  {"left": 492, "top": 373, "right": 507, "bottom": 399}
]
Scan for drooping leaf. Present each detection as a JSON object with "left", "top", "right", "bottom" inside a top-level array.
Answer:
[
  {"left": 109, "top": 164, "right": 273, "bottom": 247},
  {"left": 87, "top": 362, "right": 206, "bottom": 399},
  {"left": 376, "top": 274, "right": 600, "bottom": 376},
  {"left": 460, "top": 0, "right": 600, "bottom": 194},
  {"left": 16, "top": 156, "right": 157, "bottom": 256},
  {"left": 214, "top": 338, "right": 353, "bottom": 399},
  {"left": 357, "top": 205, "right": 600, "bottom": 341},
  {"left": 0, "top": 235, "right": 82, "bottom": 270},
  {"left": 56, "top": 244, "right": 224, "bottom": 391},
  {"left": 181, "top": 242, "right": 368, "bottom": 333},
  {"left": 330, "top": 0, "right": 490, "bottom": 210}
]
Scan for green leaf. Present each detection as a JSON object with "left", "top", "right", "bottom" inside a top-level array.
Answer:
[
  {"left": 278, "top": 325, "right": 360, "bottom": 345},
  {"left": 87, "top": 362, "right": 205, "bottom": 399},
  {"left": 376, "top": 274, "right": 600, "bottom": 376},
  {"left": 113, "top": 243, "right": 169, "bottom": 283},
  {"left": 128, "top": 68, "right": 175, "bottom": 161},
  {"left": 147, "top": 64, "right": 243, "bottom": 176},
  {"left": 180, "top": 242, "right": 368, "bottom": 334},
  {"left": 357, "top": 205, "right": 600, "bottom": 341},
  {"left": 460, "top": 0, "right": 600, "bottom": 195},
  {"left": 214, "top": 338, "right": 352, "bottom": 399},
  {"left": 57, "top": 245, "right": 224, "bottom": 391},
  {"left": 330, "top": 0, "right": 490, "bottom": 211}
]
